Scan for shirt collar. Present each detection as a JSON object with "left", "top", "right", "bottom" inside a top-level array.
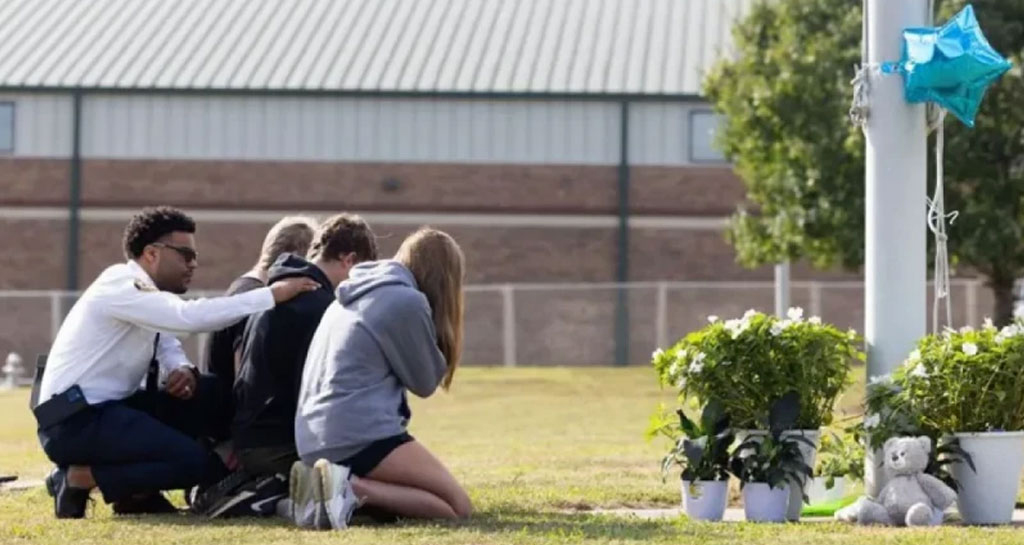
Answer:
[{"left": 126, "top": 260, "right": 159, "bottom": 289}]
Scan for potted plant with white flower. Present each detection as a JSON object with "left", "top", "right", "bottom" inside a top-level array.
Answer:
[
  {"left": 648, "top": 399, "right": 734, "bottom": 521},
  {"left": 653, "top": 307, "right": 862, "bottom": 520},
  {"left": 854, "top": 374, "right": 973, "bottom": 525},
  {"left": 807, "top": 430, "right": 864, "bottom": 505},
  {"left": 887, "top": 321, "right": 1024, "bottom": 524}
]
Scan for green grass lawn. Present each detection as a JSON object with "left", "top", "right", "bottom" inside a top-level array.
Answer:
[{"left": 3, "top": 367, "right": 1024, "bottom": 544}]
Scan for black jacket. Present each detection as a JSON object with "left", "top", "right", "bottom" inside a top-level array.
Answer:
[
  {"left": 203, "top": 275, "right": 265, "bottom": 385},
  {"left": 232, "top": 253, "right": 334, "bottom": 450}
]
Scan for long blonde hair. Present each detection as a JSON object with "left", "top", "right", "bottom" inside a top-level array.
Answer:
[
  {"left": 395, "top": 228, "right": 465, "bottom": 389},
  {"left": 257, "top": 216, "right": 317, "bottom": 271}
]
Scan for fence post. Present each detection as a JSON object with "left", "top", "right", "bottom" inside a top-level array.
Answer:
[
  {"left": 50, "top": 292, "right": 62, "bottom": 342},
  {"left": 966, "top": 280, "right": 979, "bottom": 327},
  {"left": 502, "top": 285, "right": 516, "bottom": 368},
  {"left": 809, "top": 282, "right": 823, "bottom": 318},
  {"left": 656, "top": 282, "right": 668, "bottom": 350}
]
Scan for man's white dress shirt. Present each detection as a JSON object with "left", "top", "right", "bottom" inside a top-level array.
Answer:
[{"left": 39, "top": 261, "right": 275, "bottom": 405}]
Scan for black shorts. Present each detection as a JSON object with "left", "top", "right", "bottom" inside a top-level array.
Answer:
[{"left": 340, "top": 433, "right": 414, "bottom": 477}]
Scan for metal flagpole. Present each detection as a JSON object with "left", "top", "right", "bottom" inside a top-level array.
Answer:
[{"left": 862, "top": 0, "right": 930, "bottom": 496}]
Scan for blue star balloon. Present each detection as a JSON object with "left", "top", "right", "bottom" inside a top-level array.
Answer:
[{"left": 884, "top": 4, "right": 1012, "bottom": 127}]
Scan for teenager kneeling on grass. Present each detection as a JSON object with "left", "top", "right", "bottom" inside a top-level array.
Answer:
[{"left": 290, "top": 227, "right": 473, "bottom": 529}]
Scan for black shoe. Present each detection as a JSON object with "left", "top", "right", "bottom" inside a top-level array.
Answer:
[
  {"left": 112, "top": 492, "right": 179, "bottom": 515},
  {"left": 206, "top": 473, "right": 288, "bottom": 519},
  {"left": 189, "top": 469, "right": 252, "bottom": 516},
  {"left": 52, "top": 468, "right": 90, "bottom": 519},
  {"left": 45, "top": 467, "right": 58, "bottom": 497}
]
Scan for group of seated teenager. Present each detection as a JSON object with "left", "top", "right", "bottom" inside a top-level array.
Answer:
[{"left": 34, "top": 206, "right": 470, "bottom": 529}]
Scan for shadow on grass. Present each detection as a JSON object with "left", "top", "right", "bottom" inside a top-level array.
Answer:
[{"left": 116, "top": 507, "right": 685, "bottom": 541}]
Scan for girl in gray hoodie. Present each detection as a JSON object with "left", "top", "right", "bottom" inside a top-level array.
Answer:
[{"left": 290, "top": 228, "right": 471, "bottom": 529}]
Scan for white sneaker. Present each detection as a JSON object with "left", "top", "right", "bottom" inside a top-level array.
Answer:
[
  {"left": 275, "top": 498, "right": 292, "bottom": 519},
  {"left": 288, "top": 461, "right": 320, "bottom": 529},
  {"left": 313, "top": 459, "right": 359, "bottom": 530}
]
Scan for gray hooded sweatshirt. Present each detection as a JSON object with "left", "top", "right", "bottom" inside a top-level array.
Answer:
[{"left": 295, "top": 260, "right": 447, "bottom": 464}]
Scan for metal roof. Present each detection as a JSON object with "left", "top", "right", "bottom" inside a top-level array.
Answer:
[{"left": 0, "top": 0, "right": 752, "bottom": 97}]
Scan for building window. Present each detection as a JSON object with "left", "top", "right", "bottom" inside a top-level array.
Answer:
[
  {"left": 689, "top": 109, "right": 725, "bottom": 163},
  {"left": 0, "top": 102, "right": 12, "bottom": 153}
]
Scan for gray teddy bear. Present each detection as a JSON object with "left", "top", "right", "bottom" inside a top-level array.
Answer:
[{"left": 836, "top": 436, "right": 957, "bottom": 526}]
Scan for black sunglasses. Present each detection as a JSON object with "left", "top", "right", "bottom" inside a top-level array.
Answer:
[{"left": 151, "top": 242, "right": 198, "bottom": 263}]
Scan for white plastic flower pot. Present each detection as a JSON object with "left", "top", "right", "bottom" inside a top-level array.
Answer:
[
  {"left": 680, "top": 480, "right": 728, "bottom": 521},
  {"left": 806, "top": 476, "right": 846, "bottom": 505},
  {"left": 742, "top": 482, "right": 790, "bottom": 522},
  {"left": 951, "top": 431, "right": 1024, "bottom": 525},
  {"left": 737, "top": 429, "right": 820, "bottom": 521}
]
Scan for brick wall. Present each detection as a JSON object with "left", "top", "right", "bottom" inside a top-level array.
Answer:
[{"left": 0, "top": 158, "right": 745, "bottom": 216}]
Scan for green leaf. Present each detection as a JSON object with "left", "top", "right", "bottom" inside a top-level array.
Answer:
[
  {"left": 770, "top": 391, "right": 801, "bottom": 433},
  {"left": 676, "top": 409, "right": 699, "bottom": 439}
]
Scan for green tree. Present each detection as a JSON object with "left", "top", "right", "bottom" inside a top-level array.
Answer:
[{"left": 704, "top": 0, "right": 1024, "bottom": 324}]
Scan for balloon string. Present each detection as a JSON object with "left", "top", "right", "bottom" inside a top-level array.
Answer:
[
  {"left": 926, "top": 108, "right": 957, "bottom": 332},
  {"left": 849, "top": 63, "right": 881, "bottom": 129}
]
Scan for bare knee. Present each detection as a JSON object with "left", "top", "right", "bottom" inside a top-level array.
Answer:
[{"left": 449, "top": 490, "right": 473, "bottom": 519}]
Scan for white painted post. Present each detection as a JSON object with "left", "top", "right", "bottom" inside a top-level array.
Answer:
[
  {"left": 502, "top": 285, "right": 516, "bottom": 367},
  {"left": 809, "top": 282, "right": 823, "bottom": 318},
  {"left": 50, "top": 292, "right": 61, "bottom": 342},
  {"left": 3, "top": 353, "right": 22, "bottom": 389},
  {"left": 774, "top": 262, "right": 791, "bottom": 317},
  {"left": 656, "top": 282, "right": 668, "bottom": 349},
  {"left": 966, "top": 279, "right": 979, "bottom": 326},
  {"left": 864, "top": 0, "right": 929, "bottom": 496}
]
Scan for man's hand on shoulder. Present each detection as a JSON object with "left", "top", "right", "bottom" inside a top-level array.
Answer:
[{"left": 269, "top": 277, "right": 321, "bottom": 304}]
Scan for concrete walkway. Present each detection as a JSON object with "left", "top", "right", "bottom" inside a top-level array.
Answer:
[
  {"left": 0, "top": 478, "right": 43, "bottom": 493},
  {"left": 595, "top": 506, "right": 1024, "bottom": 525}
]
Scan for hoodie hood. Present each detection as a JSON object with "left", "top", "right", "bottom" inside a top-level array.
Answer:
[
  {"left": 336, "top": 260, "right": 417, "bottom": 305},
  {"left": 267, "top": 253, "right": 332, "bottom": 288}
]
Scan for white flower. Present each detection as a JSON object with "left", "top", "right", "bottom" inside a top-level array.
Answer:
[
  {"left": 743, "top": 309, "right": 759, "bottom": 320},
  {"left": 786, "top": 307, "right": 804, "bottom": 321},
  {"left": 808, "top": 316, "right": 822, "bottom": 325},
  {"left": 689, "top": 352, "right": 706, "bottom": 374},
  {"left": 652, "top": 348, "right": 665, "bottom": 361},
  {"left": 868, "top": 374, "right": 893, "bottom": 386},
  {"left": 984, "top": 318, "right": 995, "bottom": 331},
  {"left": 668, "top": 359, "right": 682, "bottom": 378},
  {"left": 997, "top": 325, "right": 1016, "bottom": 344},
  {"left": 720, "top": 360, "right": 732, "bottom": 367},
  {"left": 707, "top": 315, "right": 719, "bottom": 324},
  {"left": 770, "top": 322, "right": 785, "bottom": 337},
  {"left": 962, "top": 342, "right": 978, "bottom": 356},
  {"left": 911, "top": 363, "right": 929, "bottom": 378},
  {"left": 724, "top": 319, "right": 749, "bottom": 339},
  {"left": 959, "top": 326, "right": 975, "bottom": 334},
  {"left": 847, "top": 328, "right": 857, "bottom": 339},
  {"left": 907, "top": 349, "right": 921, "bottom": 364},
  {"left": 864, "top": 413, "right": 881, "bottom": 429},
  {"left": 997, "top": 324, "right": 1022, "bottom": 344}
]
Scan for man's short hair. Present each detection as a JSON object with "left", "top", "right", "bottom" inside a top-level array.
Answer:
[
  {"left": 257, "top": 216, "right": 318, "bottom": 272},
  {"left": 309, "top": 214, "right": 377, "bottom": 263},
  {"left": 123, "top": 206, "right": 196, "bottom": 259}
]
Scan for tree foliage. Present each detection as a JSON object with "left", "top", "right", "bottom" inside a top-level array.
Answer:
[{"left": 705, "top": 0, "right": 1024, "bottom": 323}]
